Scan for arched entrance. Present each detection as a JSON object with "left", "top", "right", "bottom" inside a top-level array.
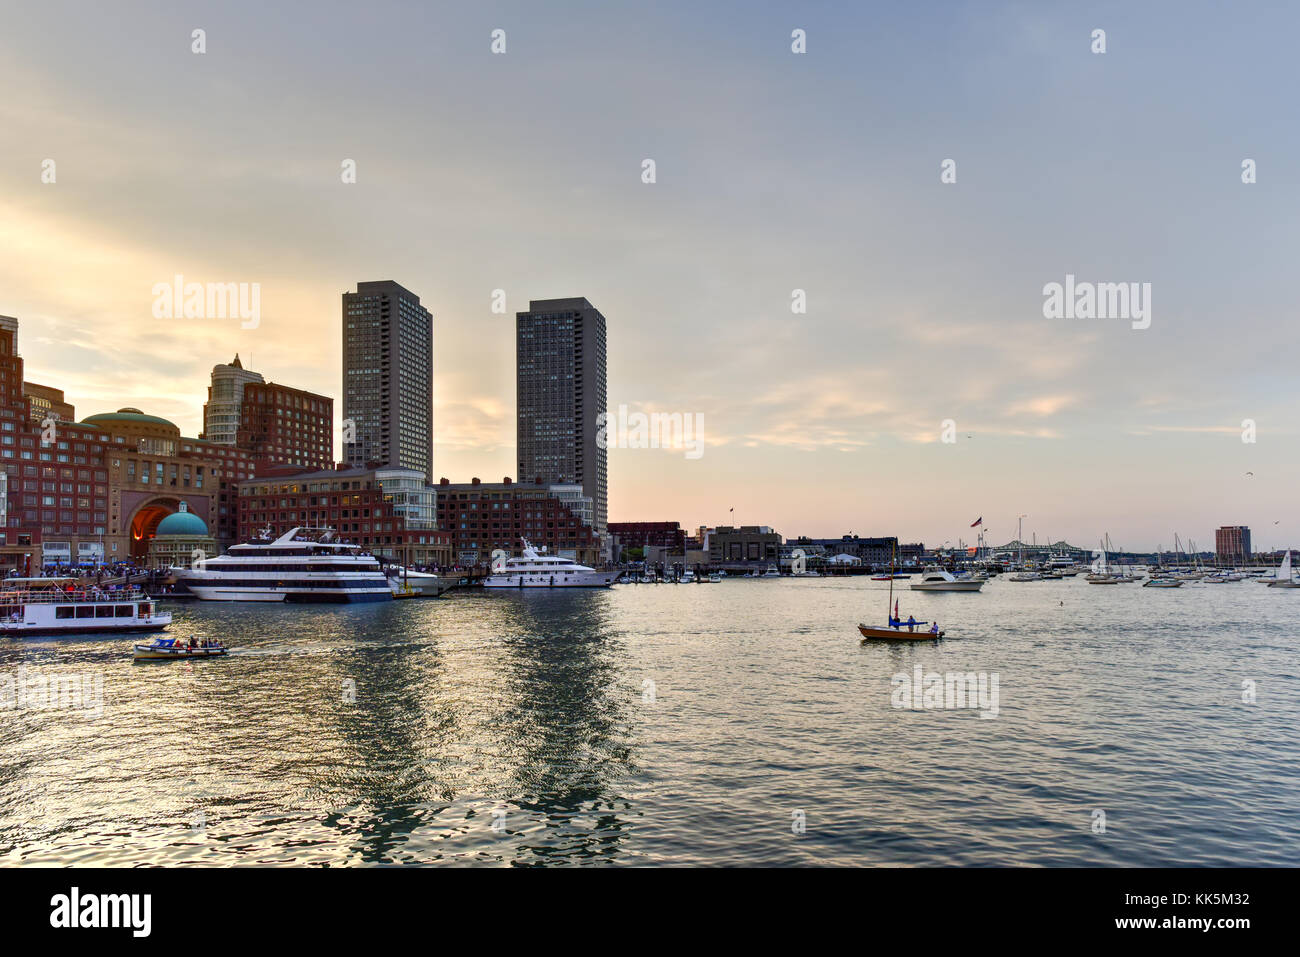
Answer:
[{"left": 129, "top": 498, "right": 181, "bottom": 561}]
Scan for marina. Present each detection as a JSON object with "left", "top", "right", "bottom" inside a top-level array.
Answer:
[{"left": 1, "top": 575, "right": 1295, "bottom": 866}]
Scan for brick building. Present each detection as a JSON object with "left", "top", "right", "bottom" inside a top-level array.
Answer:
[
  {"left": 236, "top": 381, "right": 333, "bottom": 472},
  {"left": 436, "top": 476, "right": 600, "bottom": 567},
  {"left": 609, "top": 521, "right": 686, "bottom": 551}
]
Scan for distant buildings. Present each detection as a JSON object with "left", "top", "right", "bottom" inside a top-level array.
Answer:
[
  {"left": 237, "top": 381, "right": 332, "bottom": 472},
  {"left": 435, "top": 476, "right": 600, "bottom": 567},
  {"left": 516, "top": 297, "right": 608, "bottom": 545},
  {"left": 342, "top": 281, "right": 433, "bottom": 476},
  {"left": 609, "top": 521, "right": 685, "bottom": 551},
  {"left": 24, "top": 382, "right": 74, "bottom": 423},
  {"left": 1215, "top": 525, "right": 1251, "bottom": 563},
  {"left": 201, "top": 356, "right": 332, "bottom": 471},
  {"left": 200, "top": 354, "right": 263, "bottom": 445},
  {"left": 708, "top": 525, "right": 781, "bottom": 564}
]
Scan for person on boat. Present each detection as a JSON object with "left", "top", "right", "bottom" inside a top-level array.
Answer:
[
  {"left": 907, "top": 615, "right": 916, "bottom": 632},
  {"left": 930, "top": 622, "right": 940, "bottom": 635}
]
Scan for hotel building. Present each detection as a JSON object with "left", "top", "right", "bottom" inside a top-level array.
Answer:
[
  {"left": 342, "top": 281, "right": 433, "bottom": 476},
  {"left": 1215, "top": 525, "right": 1252, "bottom": 563},
  {"left": 516, "top": 297, "right": 608, "bottom": 545}
]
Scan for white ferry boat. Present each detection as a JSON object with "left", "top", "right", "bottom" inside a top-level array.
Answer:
[
  {"left": 483, "top": 540, "right": 615, "bottom": 588},
  {"left": 175, "top": 527, "right": 392, "bottom": 602},
  {"left": 0, "top": 578, "right": 171, "bottom": 636}
]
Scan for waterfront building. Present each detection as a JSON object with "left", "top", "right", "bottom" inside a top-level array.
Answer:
[
  {"left": 200, "top": 355, "right": 264, "bottom": 445},
  {"left": 435, "top": 476, "right": 600, "bottom": 567},
  {"left": 24, "top": 382, "right": 75, "bottom": 424},
  {"left": 237, "top": 466, "right": 452, "bottom": 566},
  {"left": 708, "top": 525, "right": 782, "bottom": 564},
  {"left": 609, "top": 521, "right": 686, "bottom": 551},
  {"left": 1215, "top": 525, "right": 1252, "bottom": 564},
  {"left": 146, "top": 501, "right": 216, "bottom": 569},
  {"left": 342, "top": 280, "right": 433, "bottom": 476},
  {"left": 236, "top": 380, "right": 333, "bottom": 471},
  {"left": 516, "top": 297, "right": 608, "bottom": 545}
]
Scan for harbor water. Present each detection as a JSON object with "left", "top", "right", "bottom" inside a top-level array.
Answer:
[{"left": 1, "top": 576, "right": 1296, "bottom": 866}]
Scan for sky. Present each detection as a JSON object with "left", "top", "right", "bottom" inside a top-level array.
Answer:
[{"left": 1, "top": 0, "right": 1297, "bottom": 551}]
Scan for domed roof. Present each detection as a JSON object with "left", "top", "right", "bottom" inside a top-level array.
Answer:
[
  {"left": 155, "top": 508, "right": 209, "bottom": 537},
  {"left": 82, "top": 408, "right": 178, "bottom": 429}
]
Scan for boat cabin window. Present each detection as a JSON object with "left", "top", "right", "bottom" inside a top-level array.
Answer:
[
  {"left": 95, "top": 606, "right": 114, "bottom": 618},
  {"left": 75, "top": 606, "right": 95, "bottom": 618},
  {"left": 55, "top": 607, "right": 74, "bottom": 619},
  {"left": 114, "top": 605, "right": 133, "bottom": 617}
]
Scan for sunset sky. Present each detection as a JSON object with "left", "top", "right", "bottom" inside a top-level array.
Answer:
[{"left": 2, "top": 1, "right": 1297, "bottom": 550}]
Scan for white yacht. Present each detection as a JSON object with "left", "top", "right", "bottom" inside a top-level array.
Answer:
[
  {"left": 0, "top": 578, "right": 171, "bottom": 636},
  {"left": 483, "top": 540, "right": 615, "bottom": 588},
  {"left": 386, "top": 567, "right": 453, "bottom": 598},
  {"left": 175, "top": 527, "right": 391, "bottom": 602},
  {"left": 910, "top": 567, "right": 985, "bottom": 592}
]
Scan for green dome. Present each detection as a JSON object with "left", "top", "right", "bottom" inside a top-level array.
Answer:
[
  {"left": 155, "top": 510, "right": 208, "bottom": 536},
  {"left": 82, "top": 408, "right": 178, "bottom": 429}
]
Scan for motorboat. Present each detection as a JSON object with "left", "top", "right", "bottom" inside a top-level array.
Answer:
[
  {"left": 484, "top": 539, "right": 615, "bottom": 588},
  {"left": 1143, "top": 578, "right": 1183, "bottom": 588},
  {"left": 762, "top": 565, "right": 781, "bottom": 578},
  {"left": 133, "top": 637, "right": 226, "bottom": 661},
  {"left": 680, "top": 569, "right": 696, "bottom": 583},
  {"left": 1009, "top": 572, "right": 1041, "bottom": 582},
  {"left": 0, "top": 578, "right": 171, "bottom": 636},
  {"left": 706, "top": 572, "right": 723, "bottom": 583},
  {"left": 386, "top": 567, "right": 453, "bottom": 598},
  {"left": 910, "top": 567, "right": 984, "bottom": 592}
]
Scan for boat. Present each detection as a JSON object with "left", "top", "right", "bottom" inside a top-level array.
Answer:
[
  {"left": 0, "top": 578, "right": 171, "bottom": 636},
  {"left": 1009, "top": 571, "right": 1041, "bottom": 582},
  {"left": 1085, "top": 548, "right": 1119, "bottom": 584},
  {"left": 910, "top": 566, "right": 984, "bottom": 592},
  {"left": 175, "top": 527, "right": 392, "bottom": 602},
  {"left": 638, "top": 574, "right": 655, "bottom": 584},
  {"left": 483, "top": 539, "right": 616, "bottom": 588},
  {"left": 680, "top": 569, "right": 696, "bottom": 583},
  {"left": 1265, "top": 551, "right": 1300, "bottom": 588},
  {"left": 1143, "top": 578, "right": 1183, "bottom": 588},
  {"left": 386, "top": 566, "right": 453, "bottom": 598},
  {"left": 133, "top": 637, "right": 226, "bottom": 661},
  {"left": 706, "top": 572, "right": 722, "bottom": 583},
  {"left": 858, "top": 543, "right": 945, "bottom": 642},
  {"left": 762, "top": 565, "right": 781, "bottom": 578}
]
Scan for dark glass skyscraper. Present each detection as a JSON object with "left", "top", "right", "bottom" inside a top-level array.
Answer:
[
  {"left": 516, "top": 297, "right": 608, "bottom": 542},
  {"left": 342, "top": 281, "right": 433, "bottom": 477}
]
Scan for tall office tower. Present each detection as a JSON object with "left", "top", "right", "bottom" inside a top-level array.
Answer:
[
  {"left": 341, "top": 281, "right": 433, "bottom": 476},
  {"left": 516, "top": 297, "right": 608, "bottom": 541},
  {"left": 200, "top": 355, "right": 264, "bottom": 445}
]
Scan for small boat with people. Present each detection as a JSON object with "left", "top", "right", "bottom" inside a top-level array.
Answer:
[
  {"left": 858, "top": 544, "right": 946, "bottom": 642},
  {"left": 0, "top": 578, "right": 171, "bottom": 636},
  {"left": 133, "top": 636, "right": 226, "bottom": 661}
]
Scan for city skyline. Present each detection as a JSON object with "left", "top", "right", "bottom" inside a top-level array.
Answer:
[{"left": 2, "top": 2, "right": 1296, "bottom": 549}]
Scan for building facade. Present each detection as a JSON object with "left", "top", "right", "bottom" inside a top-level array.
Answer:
[
  {"left": 24, "top": 382, "right": 75, "bottom": 424},
  {"left": 200, "top": 354, "right": 264, "bottom": 445},
  {"left": 516, "top": 297, "right": 608, "bottom": 543},
  {"left": 237, "top": 466, "right": 452, "bottom": 566},
  {"left": 435, "top": 476, "right": 600, "bottom": 567},
  {"left": 609, "top": 521, "right": 686, "bottom": 551},
  {"left": 708, "top": 526, "right": 782, "bottom": 564},
  {"left": 236, "top": 381, "right": 333, "bottom": 472},
  {"left": 1215, "top": 525, "right": 1252, "bottom": 563},
  {"left": 342, "top": 281, "right": 433, "bottom": 476}
]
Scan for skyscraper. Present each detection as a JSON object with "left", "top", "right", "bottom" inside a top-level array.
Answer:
[
  {"left": 342, "top": 281, "right": 433, "bottom": 476},
  {"left": 516, "top": 297, "right": 607, "bottom": 541},
  {"left": 200, "top": 355, "right": 263, "bottom": 445}
]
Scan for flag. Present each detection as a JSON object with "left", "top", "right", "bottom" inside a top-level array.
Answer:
[
  {"left": 970, "top": 516, "right": 982, "bottom": 528},
  {"left": 894, "top": 599, "right": 899, "bottom": 619}
]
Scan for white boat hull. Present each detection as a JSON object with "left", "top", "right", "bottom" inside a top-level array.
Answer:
[
  {"left": 909, "top": 581, "right": 984, "bottom": 591},
  {"left": 483, "top": 571, "right": 615, "bottom": 588}
]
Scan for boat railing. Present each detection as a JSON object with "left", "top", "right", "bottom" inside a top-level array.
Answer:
[{"left": 0, "top": 587, "right": 150, "bottom": 604}]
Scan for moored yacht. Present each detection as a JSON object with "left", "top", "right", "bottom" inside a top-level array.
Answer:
[
  {"left": 483, "top": 540, "right": 615, "bottom": 588},
  {"left": 910, "top": 566, "right": 985, "bottom": 592},
  {"left": 175, "top": 527, "right": 392, "bottom": 602}
]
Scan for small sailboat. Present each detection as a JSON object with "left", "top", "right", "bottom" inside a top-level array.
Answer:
[
  {"left": 858, "top": 545, "right": 943, "bottom": 641},
  {"left": 1266, "top": 551, "right": 1300, "bottom": 588}
]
